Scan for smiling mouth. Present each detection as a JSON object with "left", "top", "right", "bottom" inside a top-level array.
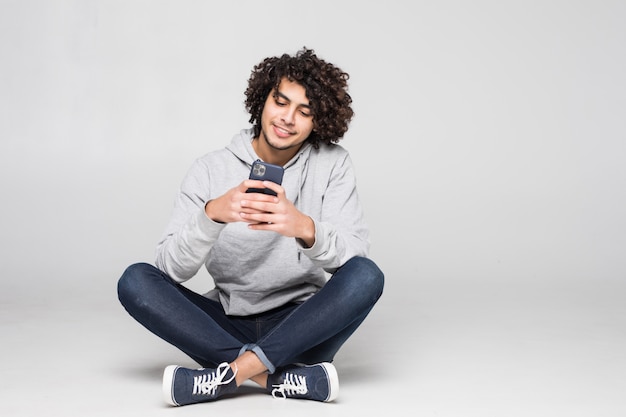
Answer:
[{"left": 273, "top": 124, "right": 294, "bottom": 137}]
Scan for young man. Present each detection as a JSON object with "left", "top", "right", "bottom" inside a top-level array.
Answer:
[{"left": 117, "top": 47, "right": 384, "bottom": 406}]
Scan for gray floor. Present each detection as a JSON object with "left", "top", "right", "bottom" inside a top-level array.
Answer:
[{"left": 1, "top": 267, "right": 625, "bottom": 417}]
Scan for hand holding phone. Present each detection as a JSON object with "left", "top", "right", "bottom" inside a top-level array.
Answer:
[{"left": 246, "top": 160, "right": 284, "bottom": 196}]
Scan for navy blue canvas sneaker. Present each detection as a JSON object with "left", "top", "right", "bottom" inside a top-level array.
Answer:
[
  {"left": 267, "top": 362, "right": 339, "bottom": 402},
  {"left": 163, "top": 362, "right": 237, "bottom": 406}
]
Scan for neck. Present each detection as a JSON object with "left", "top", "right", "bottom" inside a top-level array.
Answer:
[{"left": 252, "top": 137, "right": 300, "bottom": 166}]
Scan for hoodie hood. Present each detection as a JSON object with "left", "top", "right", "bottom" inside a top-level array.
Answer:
[
  {"left": 225, "top": 128, "right": 313, "bottom": 170},
  {"left": 226, "top": 128, "right": 313, "bottom": 207}
]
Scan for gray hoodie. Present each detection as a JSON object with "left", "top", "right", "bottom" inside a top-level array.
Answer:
[{"left": 155, "top": 128, "right": 370, "bottom": 315}]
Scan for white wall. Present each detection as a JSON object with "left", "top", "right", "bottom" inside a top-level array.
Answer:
[{"left": 1, "top": 0, "right": 624, "bottom": 301}]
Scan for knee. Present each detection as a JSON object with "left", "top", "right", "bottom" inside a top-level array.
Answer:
[
  {"left": 117, "top": 262, "right": 157, "bottom": 307},
  {"left": 343, "top": 256, "right": 385, "bottom": 301}
]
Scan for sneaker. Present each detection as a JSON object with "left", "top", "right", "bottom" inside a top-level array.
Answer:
[
  {"left": 268, "top": 362, "right": 339, "bottom": 402},
  {"left": 163, "top": 362, "right": 237, "bottom": 406}
]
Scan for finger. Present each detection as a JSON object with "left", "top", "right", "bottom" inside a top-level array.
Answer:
[
  {"left": 241, "top": 192, "right": 279, "bottom": 210},
  {"left": 243, "top": 179, "right": 265, "bottom": 190},
  {"left": 262, "top": 181, "right": 284, "bottom": 197},
  {"left": 240, "top": 211, "right": 273, "bottom": 224},
  {"left": 248, "top": 222, "right": 276, "bottom": 230}
]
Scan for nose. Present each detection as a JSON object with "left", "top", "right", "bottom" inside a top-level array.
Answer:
[{"left": 281, "top": 106, "right": 296, "bottom": 125}]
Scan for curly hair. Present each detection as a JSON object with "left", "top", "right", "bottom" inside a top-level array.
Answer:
[{"left": 244, "top": 47, "right": 354, "bottom": 148}]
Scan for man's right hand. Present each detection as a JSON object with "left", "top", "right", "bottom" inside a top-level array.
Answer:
[{"left": 204, "top": 180, "right": 279, "bottom": 224}]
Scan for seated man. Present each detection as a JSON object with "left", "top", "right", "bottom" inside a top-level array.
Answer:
[{"left": 117, "top": 47, "right": 384, "bottom": 406}]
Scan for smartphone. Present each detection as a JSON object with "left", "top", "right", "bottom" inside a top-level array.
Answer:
[{"left": 246, "top": 160, "right": 284, "bottom": 196}]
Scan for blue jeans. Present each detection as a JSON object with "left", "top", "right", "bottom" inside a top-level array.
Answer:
[{"left": 117, "top": 256, "right": 384, "bottom": 374}]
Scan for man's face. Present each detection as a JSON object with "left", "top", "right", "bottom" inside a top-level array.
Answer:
[{"left": 258, "top": 78, "right": 315, "bottom": 156}]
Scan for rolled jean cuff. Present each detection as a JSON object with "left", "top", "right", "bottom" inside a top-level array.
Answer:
[{"left": 238, "top": 343, "right": 275, "bottom": 374}]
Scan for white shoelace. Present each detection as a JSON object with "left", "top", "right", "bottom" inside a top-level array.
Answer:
[
  {"left": 192, "top": 362, "right": 237, "bottom": 396},
  {"left": 271, "top": 372, "right": 308, "bottom": 399}
]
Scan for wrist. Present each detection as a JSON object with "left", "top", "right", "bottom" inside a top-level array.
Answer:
[
  {"left": 204, "top": 200, "right": 225, "bottom": 224},
  {"left": 297, "top": 216, "right": 315, "bottom": 248}
]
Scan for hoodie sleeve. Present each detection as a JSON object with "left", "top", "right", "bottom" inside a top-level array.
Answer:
[
  {"left": 298, "top": 152, "right": 370, "bottom": 273},
  {"left": 154, "top": 159, "right": 226, "bottom": 282}
]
